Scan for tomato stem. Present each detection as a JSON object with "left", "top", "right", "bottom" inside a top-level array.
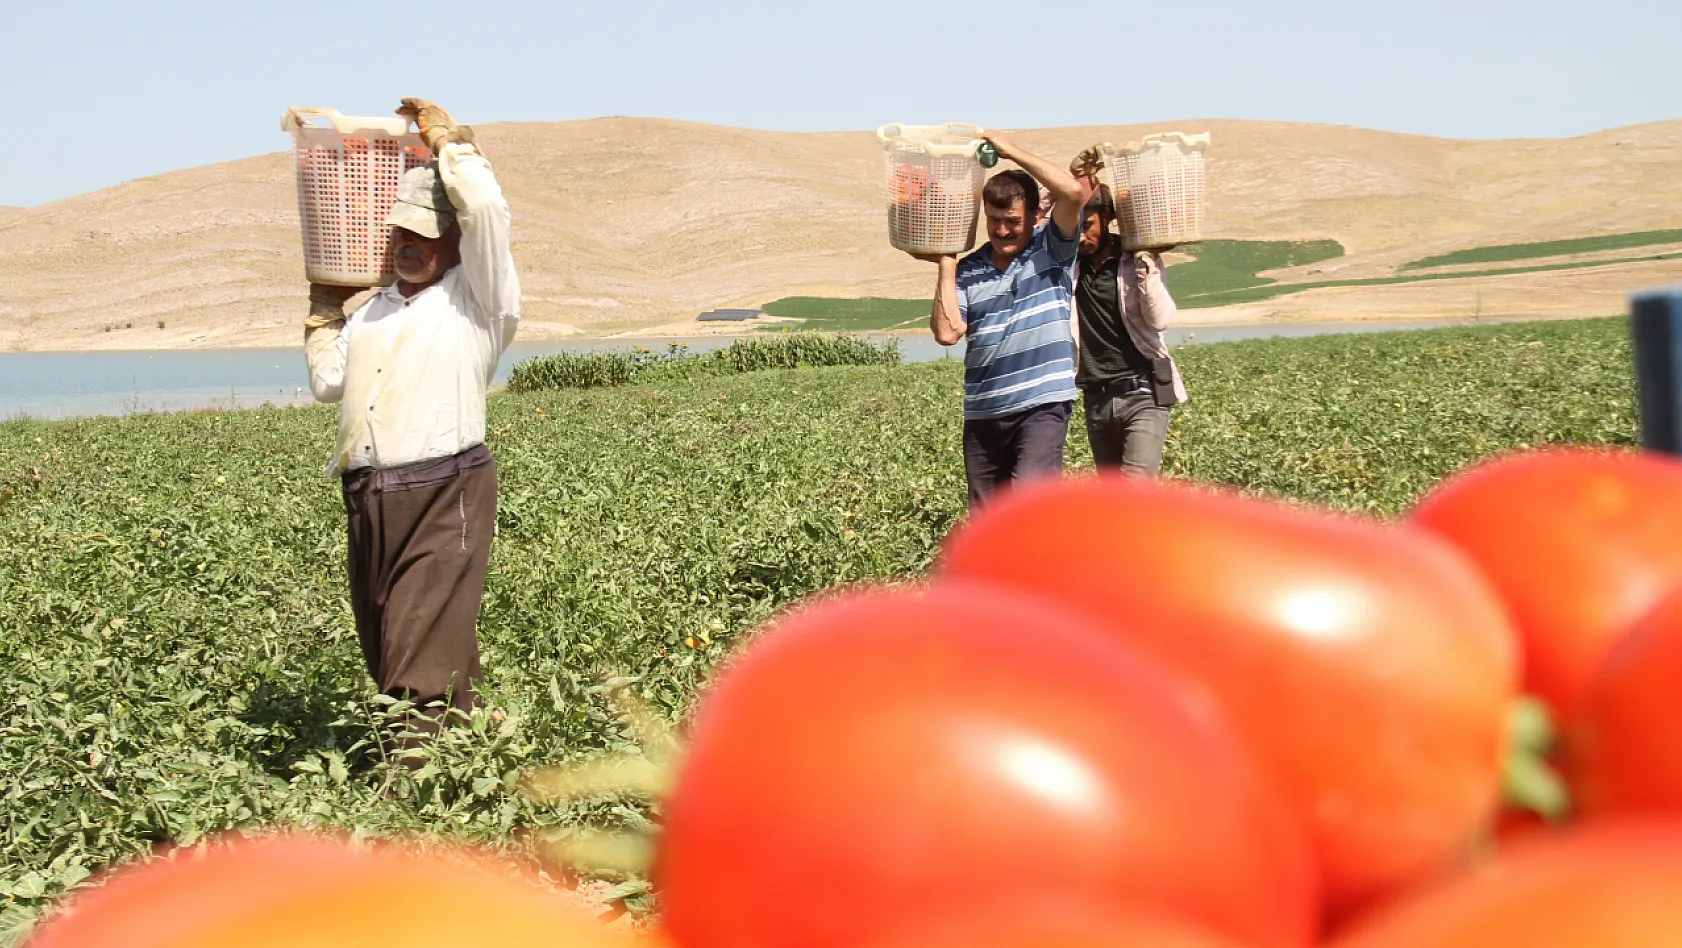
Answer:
[{"left": 1502, "top": 696, "right": 1570, "bottom": 821}]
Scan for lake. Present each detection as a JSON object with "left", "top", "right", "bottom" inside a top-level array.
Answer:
[{"left": 1, "top": 321, "right": 1495, "bottom": 421}]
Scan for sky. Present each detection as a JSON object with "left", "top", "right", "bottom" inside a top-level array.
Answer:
[{"left": 2, "top": 0, "right": 1678, "bottom": 207}]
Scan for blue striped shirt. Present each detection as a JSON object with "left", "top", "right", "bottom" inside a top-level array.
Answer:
[{"left": 957, "top": 221, "right": 1080, "bottom": 420}]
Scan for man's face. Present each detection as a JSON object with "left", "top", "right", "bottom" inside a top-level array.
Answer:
[
  {"left": 1079, "top": 208, "right": 1110, "bottom": 257},
  {"left": 985, "top": 199, "right": 1035, "bottom": 260},
  {"left": 391, "top": 226, "right": 460, "bottom": 286}
]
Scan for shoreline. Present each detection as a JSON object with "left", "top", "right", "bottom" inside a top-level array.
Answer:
[{"left": 0, "top": 311, "right": 1611, "bottom": 357}]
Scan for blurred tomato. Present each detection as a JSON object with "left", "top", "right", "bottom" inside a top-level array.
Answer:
[
  {"left": 1408, "top": 447, "right": 1682, "bottom": 720},
  {"left": 890, "top": 165, "right": 929, "bottom": 205},
  {"left": 938, "top": 475, "right": 1516, "bottom": 921},
  {"left": 868, "top": 903, "right": 1251, "bottom": 948},
  {"left": 656, "top": 584, "right": 1317, "bottom": 948},
  {"left": 1328, "top": 821, "right": 1682, "bottom": 947},
  {"left": 29, "top": 833, "right": 647, "bottom": 948},
  {"left": 1569, "top": 586, "right": 1682, "bottom": 818}
]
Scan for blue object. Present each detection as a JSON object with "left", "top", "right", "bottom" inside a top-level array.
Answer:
[{"left": 1631, "top": 286, "right": 1682, "bottom": 454}]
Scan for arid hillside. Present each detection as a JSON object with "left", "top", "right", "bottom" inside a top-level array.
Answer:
[{"left": 2, "top": 117, "right": 1679, "bottom": 350}]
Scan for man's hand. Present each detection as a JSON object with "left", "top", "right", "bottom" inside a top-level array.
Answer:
[
  {"left": 909, "top": 251, "right": 956, "bottom": 264},
  {"left": 397, "top": 98, "right": 477, "bottom": 154},
  {"left": 982, "top": 130, "right": 1020, "bottom": 162},
  {"left": 307, "top": 283, "right": 361, "bottom": 329}
]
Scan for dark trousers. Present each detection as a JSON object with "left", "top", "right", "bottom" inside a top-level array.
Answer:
[
  {"left": 962, "top": 401, "right": 1072, "bottom": 509},
  {"left": 1085, "top": 389, "right": 1172, "bottom": 475},
  {"left": 341, "top": 445, "right": 498, "bottom": 743}
]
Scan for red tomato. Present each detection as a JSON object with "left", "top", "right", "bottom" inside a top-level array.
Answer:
[
  {"left": 890, "top": 164, "right": 929, "bottom": 205},
  {"left": 869, "top": 903, "right": 1251, "bottom": 948},
  {"left": 30, "top": 832, "right": 647, "bottom": 948},
  {"left": 1408, "top": 447, "right": 1682, "bottom": 721},
  {"left": 655, "top": 584, "right": 1317, "bottom": 948},
  {"left": 937, "top": 475, "right": 1517, "bottom": 922},
  {"left": 1569, "top": 585, "right": 1682, "bottom": 818},
  {"left": 1327, "top": 821, "right": 1682, "bottom": 947}
]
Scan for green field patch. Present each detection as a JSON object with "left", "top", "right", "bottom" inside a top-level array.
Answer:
[
  {"left": 760, "top": 297, "right": 930, "bottom": 332},
  {"left": 1165, "top": 238, "right": 1347, "bottom": 298},
  {"left": 1180, "top": 251, "right": 1682, "bottom": 309},
  {"left": 1403, "top": 229, "right": 1682, "bottom": 271}
]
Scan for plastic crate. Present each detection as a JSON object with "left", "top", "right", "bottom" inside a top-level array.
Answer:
[
  {"left": 1098, "top": 132, "right": 1210, "bottom": 251},
  {"left": 878, "top": 123, "right": 988, "bottom": 255},
  {"left": 281, "top": 107, "right": 432, "bottom": 287}
]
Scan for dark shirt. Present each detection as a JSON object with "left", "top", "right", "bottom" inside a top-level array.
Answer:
[{"left": 1075, "top": 248, "right": 1152, "bottom": 386}]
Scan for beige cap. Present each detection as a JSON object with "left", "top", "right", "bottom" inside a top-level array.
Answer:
[{"left": 385, "top": 163, "right": 457, "bottom": 239}]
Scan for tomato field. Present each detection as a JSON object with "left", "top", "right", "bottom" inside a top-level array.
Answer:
[{"left": 0, "top": 316, "right": 1643, "bottom": 944}]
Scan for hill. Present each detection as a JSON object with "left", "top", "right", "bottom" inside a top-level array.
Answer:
[{"left": 1, "top": 117, "right": 1679, "bottom": 350}]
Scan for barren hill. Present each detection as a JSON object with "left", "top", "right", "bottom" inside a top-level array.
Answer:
[{"left": 2, "top": 117, "right": 1680, "bottom": 351}]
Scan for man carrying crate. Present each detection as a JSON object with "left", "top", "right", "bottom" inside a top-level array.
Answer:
[
  {"left": 910, "top": 132, "right": 1087, "bottom": 509},
  {"left": 304, "top": 98, "right": 520, "bottom": 754},
  {"left": 1070, "top": 168, "right": 1186, "bottom": 475}
]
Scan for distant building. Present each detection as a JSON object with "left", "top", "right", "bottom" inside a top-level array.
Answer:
[{"left": 697, "top": 308, "right": 767, "bottom": 322}]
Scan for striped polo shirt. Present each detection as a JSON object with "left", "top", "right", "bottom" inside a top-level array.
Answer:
[{"left": 956, "top": 221, "right": 1080, "bottom": 420}]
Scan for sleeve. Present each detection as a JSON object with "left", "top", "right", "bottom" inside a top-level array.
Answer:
[
  {"left": 437, "top": 141, "right": 521, "bottom": 355},
  {"left": 304, "top": 315, "right": 349, "bottom": 403},
  {"left": 1044, "top": 217, "right": 1080, "bottom": 265},
  {"left": 954, "top": 263, "right": 971, "bottom": 321},
  {"left": 1136, "top": 251, "right": 1179, "bottom": 332}
]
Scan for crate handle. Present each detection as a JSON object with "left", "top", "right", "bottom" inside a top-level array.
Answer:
[{"left": 281, "top": 106, "right": 412, "bottom": 137}]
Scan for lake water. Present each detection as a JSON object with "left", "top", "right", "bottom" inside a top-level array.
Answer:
[{"left": 1, "top": 321, "right": 1494, "bottom": 421}]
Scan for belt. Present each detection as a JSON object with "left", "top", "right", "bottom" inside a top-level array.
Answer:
[
  {"left": 342, "top": 443, "right": 494, "bottom": 494},
  {"left": 1082, "top": 376, "right": 1151, "bottom": 398}
]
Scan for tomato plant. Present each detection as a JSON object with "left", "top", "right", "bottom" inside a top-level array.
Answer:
[
  {"left": 1568, "top": 586, "right": 1682, "bottom": 818},
  {"left": 28, "top": 833, "right": 645, "bottom": 948},
  {"left": 1327, "top": 821, "right": 1682, "bottom": 947},
  {"left": 937, "top": 475, "right": 1517, "bottom": 921},
  {"left": 655, "top": 583, "right": 1317, "bottom": 948},
  {"left": 1408, "top": 447, "right": 1682, "bottom": 720}
]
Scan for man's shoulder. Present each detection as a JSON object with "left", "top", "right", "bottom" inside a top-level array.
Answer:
[{"left": 954, "top": 247, "right": 997, "bottom": 287}]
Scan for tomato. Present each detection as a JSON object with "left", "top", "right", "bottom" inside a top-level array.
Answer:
[
  {"left": 890, "top": 164, "right": 929, "bottom": 205},
  {"left": 1327, "top": 821, "right": 1682, "bottom": 947},
  {"left": 1568, "top": 585, "right": 1682, "bottom": 818},
  {"left": 868, "top": 903, "right": 1250, "bottom": 948},
  {"left": 29, "top": 833, "right": 648, "bottom": 948},
  {"left": 937, "top": 475, "right": 1517, "bottom": 921},
  {"left": 1408, "top": 447, "right": 1682, "bottom": 721},
  {"left": 655, "top": 583, "right": 1317, "bottom": 948}
]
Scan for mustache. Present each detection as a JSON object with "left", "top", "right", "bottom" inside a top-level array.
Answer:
[{"left": 395, "top": 245, "right": 424, "bottom": 261}]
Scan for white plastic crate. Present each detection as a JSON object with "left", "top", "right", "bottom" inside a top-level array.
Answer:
[
  {"left": 877, "top": 123, "right": 988, "bottom": 256},
  {"left": 1098, "top": 132, "right": 1210, "bottom": 251},
  {"left": 281, "top": 107, "right": 432, "bottom": 287}
]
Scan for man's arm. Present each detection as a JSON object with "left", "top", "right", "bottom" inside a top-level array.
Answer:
[
  {"left": 399, "top": 99, "right": 521, "bottom": 354},
  {"left": 1134, "top": 252, "right": 1179, "bottom": 332},
  {"left": 304, "top": 284, "right": 357, "bottom": 403},
  {"left": 438, "top": 142, "right": 521, "bottom": 354},
  {"left": 983, "top": 131, "right": 1084, "bottom": 238},
  {"left": 914, "top": 253, "right": 967, "bottom": 345}
]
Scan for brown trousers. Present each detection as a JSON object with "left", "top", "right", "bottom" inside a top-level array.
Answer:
[{"left": 341, "top": 444, "right": 497, "bottom": 740}]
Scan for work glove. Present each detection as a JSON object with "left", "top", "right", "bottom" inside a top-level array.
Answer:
[
  {"left": 396, "top": 98, "right": 479, "bottom": 155},
  {"left": 1133, "top": 251, "right": 1164, "bottom": 282},
  {"left": 306, "top": 284, "right": 360, "bottom": 329},
  {"left": 1069, "top": 145, "right": 1105, "bottom": 180}
]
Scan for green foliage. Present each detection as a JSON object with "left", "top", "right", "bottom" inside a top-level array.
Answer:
[
  {"left": 759, "top": 297, "right": 931, "bottom": 332},
  {"left": 0, "top": 316, "right": 1636, "bottom": 937},
  {"left": 505, "top": 335, "right": 900, "bottom": 393},
  {"left": 1403, "top": 229, "right": 1682, "bottom": 270},
  {"left": 1164, "top": 238, "right": 1346, "bottom": 298},
  {"left": 1179, "top": 251, "right": 1682, "bottom": 309}
]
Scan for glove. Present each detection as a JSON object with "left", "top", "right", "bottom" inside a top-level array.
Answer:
[
  {"left": 1133, "top": 251, "right": 1162, "bottom": 281},
  {"left": 396, "top": 98, "right": 478, "bottom": 155},
  {"left": 1069, "top": 146, "right": 1105, "bottom": 179},
  {"left": 306, "top": 284, "right": 359, "bottom": 329}
]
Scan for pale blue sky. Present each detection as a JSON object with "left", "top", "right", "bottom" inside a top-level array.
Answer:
[{"left": 3, "top": 0, "right": 1677, "bottom": 207}]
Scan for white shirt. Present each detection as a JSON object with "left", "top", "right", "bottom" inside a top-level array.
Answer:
[{"left": 305, "top": 143, "right": 521, "bottom": 477}]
